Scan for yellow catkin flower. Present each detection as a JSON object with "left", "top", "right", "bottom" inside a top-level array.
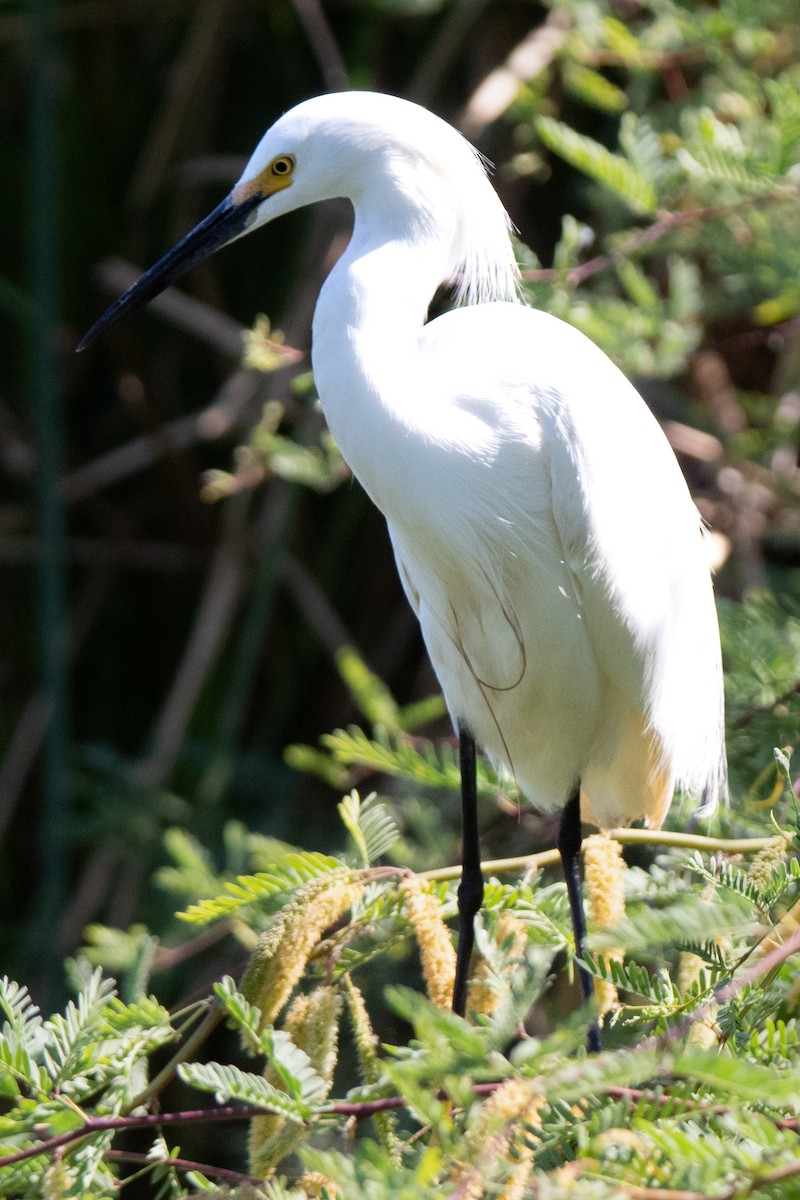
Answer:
[
  {"left": 450, "top": 1078, "right": 543, "bottom": 1200},
  {"left": 784, "top": 975, "right": 800, "bottom": 1015},
  {"left": 498, "top": 1148, "right": 535, "bottom": 1200},
  {"left": 583, "top": 832, "right": 626, "bottom": 1018},
  {"left": 677, "top": 949, "right": 705, "bottom": 996},
  {"left": 343, "top": 976, "right": 401, "bottom": 1160},
  {"left": 241, "top": 871, "right": 362, "bottom": 1028},
  {"left": 678, "top": 882, "right": 721, "bottom": 1048},
  {"left": 342, "top": 975, "right": 380, "bottom": 1084},
  {"left": 399, "top": 877, "right": 457, "bottom": 1010},
  {"left": 686, "top": 1006, "right": 720, "bottom": 1050},
  {"left": 760, "top": 896, "right": 800, "bottom": 958},
  {"left": 43, "top": 1161, "right": 72, "bottom": 1200},
  {"left": 496, "top": 1089, "right": 542, "bottom": 1200},
  {"left": 594, "top": 1127, "right": 647, "bottom": 1154},
  {"left": 747, "top": 833, "right": 790, "bottom": 892},
  {"left": 678, "top": 881, "right": 717, "bottom": 998},
  {"left": 467, "top": 910, "right": 528, "bottom": 1017},
  {"left": 300, "top": 1170, "right": 341, "bottom": 1198},
  {"left": 249, "top": 984, "right": 342, "bottom": 1179}
]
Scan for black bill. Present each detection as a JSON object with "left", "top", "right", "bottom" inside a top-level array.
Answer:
[{"left": 77, "top": 191, "right": 264, "bottom": 352}]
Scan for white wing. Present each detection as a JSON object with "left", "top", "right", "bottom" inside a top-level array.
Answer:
[{"left": 386, "top": 303, "right": 726, "bottom": 826}]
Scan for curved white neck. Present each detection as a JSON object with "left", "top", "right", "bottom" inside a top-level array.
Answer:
[{"left": 310, "top": 195, "right": 452, "bottom": 514}]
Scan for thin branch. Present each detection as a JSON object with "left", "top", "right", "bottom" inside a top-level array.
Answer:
[
  {"left": 290, "top": 0, "right": 348, "bottom": 92},
  {"left": 458, "top": 11, "right": 572, "bottom": 140},
  {"left": 106, "top": 1147, "right": 262, "bottom": 1187},
  {"left": 522, "top": 190, "right": 800, "bottom": 288},
  {"left": 153, "top": 920, "right": 235, "bottom": 972},
  {"left": 598, "top": 1186, "right": 709, "bottom": 1200},
  {"left": 407, "top": 0, "right": 493, "bottom": 107},
  {"left": 125, "top": 0, "right": 237, "bottom": 216},
  {"left": 62, "top": 366, "right": 264, "bottom": 505},
  {"left": 740, "top": 1160, "right": 800, "bottom": 1196},
  {"left": 0, "top": 1106, "right": 273, "bottom": 1170},
  {"left": 85, "top": 256, "right": 246, "bottom": 357},
  {"left": 5, "top": 1049, "right": 798, "bottom": 1181},
  {"left": 0, "top": 1095, "right": 414, "bottom": 1172},
  {"left": 715, "top": 924, "right": 800, "bottom": 1005},
  {"left": 0, "top": 570, "right": 111, "bottom": 840},
  {"left": 735, "top": 679, "right": 800, "bottom": 729},
  {"left": 135, "top": 496, "right": 251, "bottom": 790},
  {"left": 420, "top": 828, "right": 780, "bottom": 883},
  {"left": 124, "top": 1000, "right": 224, "bottom": 1113}
]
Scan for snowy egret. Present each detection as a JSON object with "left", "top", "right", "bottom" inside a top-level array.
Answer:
[{"left": 79, "top": 92, "right": 727, "bottom": 1041}]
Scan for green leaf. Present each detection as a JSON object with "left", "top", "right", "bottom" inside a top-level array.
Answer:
[
  {"left": 260, "top": 1028, "right": 329, "bottom": 1106},
  {"left": 673, "top": 1048, "right": 800, "bottom": 1110},
  {"left": 688, "top": 851, "right": 800, "bottom": 912},
  {"left": 178, "top": 851, "right": 342, "bottom": 925},
  {"left": 588, "top": 894, "right": 757, "bottom": 954},
  {"left": 396, "top": 692, "right": 448, "bottom": 731},
  {"left": 385, "top": 987, "right": 491, "bottom": 1063},
  {"left": 178, "top": 1061, "right": 307, "bottom": 1117},
  {"left": 582, "top": 953, "right": 682, "bottom": 1007},
  {"left": 155, "top": 827, "right": 219, "bottom": 898},
  {"left": 335, "top": 646, "right": 401, "bottom": 729},
  {"left": 0, "top": 976, "right": 49, "bottom": 1093},
  {"left": 615, "top": 259, "right": 661, "bottom": 312},
  {"left": 536, "top": 116, "right": 657, "bottom": 213},
  {"left": 212, "top": 976, "right": 329, "bottom": 1105},
  {"left": 339, "top": 790, "right": 399, "bottom": 866},
  {"left": 320, "top": 725, "right": 499, "bottom": 795},
  {"left": 677, "top": 145, "right": 776, "bottom": 191},
  {"left": 41, "top": 969, "right": 117, "bottom": 1087},
  {"left": 0, "top": 979, "right": 44, "bottom": 1062},
  {"left": 102, "top": 994, "right": 171, "bottom": 1035},
  {"left": 563, "top": 61, "right": 627, "bottom": 113},
  {"left": 213, "top": 975, "right": 265, "bottom": 1052},
  {"left": 284, "top": 741, "right": 353, "bottom": 789}
]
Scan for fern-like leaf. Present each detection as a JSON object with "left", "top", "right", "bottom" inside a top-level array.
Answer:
[
  {"left": 673, "top": 1047, "right": 800, "bottom": 1110},
  {"left": 320, "top": 725, "right": 498, "bottom": 795},
  {"left": 214, "top": 975, "right": 265, "bottom": 1053},
  {"left": 588, "top": 894, "right": 757, "bottom": 954},
  {"left": 334, "top": 646, "right": 401, "bottom": 730},
  {"left": 536, "top": 116, "right": 657, "bottom": 213},
  {"left": 678, "top": 145, "right": 776, "bottom": 191},
  {"left": 261, "top": 1028, "right": 329, "bottom": 1107},
  {"left": 178, "top": 851, "right": 342, "bottom": 925},
  {"left": 41, "top": 969, "right": 117, "bottom": 1088},
  {"left": 339, "top": 790, "right": 399, "bottom": 866},
  {"left": 583, "top": 953, "right": 680, "bottom": 1007},
  {"left": 689, "top": 852, "right": 800, "bottom": 913},
  {"left": 562, "top": 61, "right": 627, "bottom": 113},
  {"left": 178, "top": 1060, "right": 308, "bottom": 1117},
  {"left": 0, "top": 977, "right": 48, "bottom": 1095}
]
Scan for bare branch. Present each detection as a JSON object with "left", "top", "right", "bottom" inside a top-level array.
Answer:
[
  {"left": 457, "top": 12, "right": 572, "bottom": 140},
  {"left": 86, "top": 257, "right": 246, "bottom": 357},
  {"left": 290, "top": 0, "right": 349, "bottom": 92}
]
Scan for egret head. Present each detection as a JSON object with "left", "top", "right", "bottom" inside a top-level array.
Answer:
[{"left": 77, "top": 92, "right": 517, "bottom": 351}]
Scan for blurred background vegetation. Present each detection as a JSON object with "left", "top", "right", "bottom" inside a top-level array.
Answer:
[{"left": 3, "top": 0, "right": 800, "bottom": 1030}]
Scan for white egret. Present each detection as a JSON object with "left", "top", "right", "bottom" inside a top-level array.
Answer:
[{"left": 79, "top": 91, "right": 727, "bottom": 1044}]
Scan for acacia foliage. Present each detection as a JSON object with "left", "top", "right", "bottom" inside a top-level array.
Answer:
[
  {"left": 2, "top": 771, "right": 800, "bottom": 1198},
  {"left": 4, "top": 0, "right": 800, "bottom": 1194}
]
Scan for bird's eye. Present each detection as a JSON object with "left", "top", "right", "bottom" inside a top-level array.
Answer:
[{"left": 270, "top": 155, "right": 295, "bottom": 177}]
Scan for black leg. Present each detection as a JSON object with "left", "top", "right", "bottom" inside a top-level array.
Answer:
[
  {"left": 452, "top": 726, "right": 484, "bottom": 1017},
  {"left": 557, "top": 785, "right": 601, "bottom": 1053}
]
